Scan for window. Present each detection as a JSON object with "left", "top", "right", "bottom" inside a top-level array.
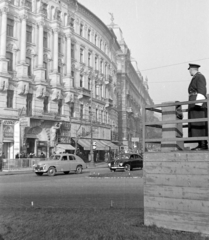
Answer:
[
  {"left": 101, "top": 110, "right": 103, "bottom": 123},
  {"left": 58, "top": 99, "right": 62, "bottom": 115},
  {"left": 105, "top": 64, "right": 107, "bottom": 76},
  {"left": 88, "top": 52, "right": 91, "bottom": 66},
  {"left": 6, "top": 52, "right": 13, "bottom": 71},
  {"left": 100, "top": 39, "right": 102, "bottom": 49},
  {"left": 43, "top": 96, "right": 49, "bottom": 113},
  {"left": 26, "top": 0, "right": 32, "bottom": 11},
  {"left": 26, "top": 93, "right": 33, "bottom": 116},
  {"left": 61, "top": 156, "right": 68, "bottom": 161},
  {"left": 100, "top": 59, "right": 103, "bottom": 73},
  {"left": 89, "top": 106, "right": 91, "bottom": 120},
  {"left": 43, "top": 61, "right": 48, "bottom": 79},
  {"left": 95, "top": 56, "right": 98, "bottom": 70},
  {"left": 80, "top": 24, "right": 83, "bottom": 36},
  {"left": 80, "top": 104, "right": 83, "bottom": 119},
  {"left": 71, "top": 43, "right": 75, "bottom": 59},
  {"left": 94, "top": 34, "right": 97, "bottom": 45},
  {"left": 26, "top": 25, "right": 32, "bottom": 43},
  {"left": 71, "top": 71, "right": 75, "bottom": 87},
  {"left": 69, "top": 155, "right": 75, "bottom": 160},
  {"left": 88, "top": 77, "right": 91, "bottom": 90},
  {"left": 70, "top": 18, "right": 74, "bottom": 29},
  {"left": 58, "top": 37, "right": 62, "bottom": 53},
  {"left": 80, "top": 74, "right": 83, "bottom": 87},
  {"left": 70, "top": 103, "right": 74, "bottom": 117},
  {"left": 7, "top": 90, "right": 13, "bottom": 108},
  {"left": 88, "top": 29, "right": 91, "bottom": 41},
  {"left": 43, "top": 31, "right": 48, "bottom": 48},
  {"left": 96, "top": 109, "right": 98, "bottom": 121},
  {"left": 26, "top": 57, "right": 32, "bottom": 76},
  {"left": 7, "top": 18, "right": 14, "bottom": 37},
  {"left": 80, "top": 48, "right": 84, "bottom": 63}
]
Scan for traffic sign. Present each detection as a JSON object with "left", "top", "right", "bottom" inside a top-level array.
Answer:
[{"left": 93, "top": 141, "right": 96, "bottom": 150}]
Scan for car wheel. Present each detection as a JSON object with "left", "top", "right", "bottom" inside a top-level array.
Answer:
[
  {"left": 64, "top": 171, "right": 70, "bottom": 174},
  {"left": 35, "top": 172, "right": 43, "bottom": 176},
  {"left": 76, "top": 165, "right": 82, "bottom": 174},
  {"left": 124, "top": 164, "right": 131, "bottom": 172},
  {"left": 47, "top": 167, "right": 56, "bottom": 176}
]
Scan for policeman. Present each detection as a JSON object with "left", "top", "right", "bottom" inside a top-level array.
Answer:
[{"left": 188, "top": 63, "right": 208, "bottom": 150}]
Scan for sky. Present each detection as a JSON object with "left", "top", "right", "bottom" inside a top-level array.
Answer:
[{"left": 78, "top": 0, "right": 209, "bottom": 104}]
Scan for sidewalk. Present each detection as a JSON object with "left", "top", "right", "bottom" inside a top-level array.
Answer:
[{"left": 0, "top": 162, "right": 108, "bottom": 176}]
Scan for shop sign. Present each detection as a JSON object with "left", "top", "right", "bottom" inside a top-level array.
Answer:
[
  {"left": 58, "top": 136, "right": 71, "bottom": 144},
  {"left": 132, "top": 137, "right": 139, "bottom": 142},
  {"left": 20, "top": 117, "right": 30, "bottom": 127},
  {"left": 3, "top": 124, "right": 14, "bottom": 139}
]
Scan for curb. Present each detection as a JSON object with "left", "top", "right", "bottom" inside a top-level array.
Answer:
[{"left": 87, "top": 176, "right": 142, "bottom": 179}]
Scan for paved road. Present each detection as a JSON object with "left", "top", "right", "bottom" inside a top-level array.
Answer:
[{"left": 0, "top": 168, "right": 144, "bottom": 210}]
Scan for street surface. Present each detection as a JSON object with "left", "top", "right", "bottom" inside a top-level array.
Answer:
[{"left": 0, "top": 167, "right": 144, "bottom": 210}]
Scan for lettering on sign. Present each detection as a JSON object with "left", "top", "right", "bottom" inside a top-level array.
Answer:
[{"left": 20, "top": 117, "right": 30, "bottom": 127}]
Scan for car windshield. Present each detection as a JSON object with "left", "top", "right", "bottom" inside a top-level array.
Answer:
[{"left": 49, "top": 155, "right": 60, "bottom": 160}]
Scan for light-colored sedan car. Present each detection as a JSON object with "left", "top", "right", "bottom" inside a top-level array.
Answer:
[{"left": 33, "top": 154, "right": 87, "bottom": 176}]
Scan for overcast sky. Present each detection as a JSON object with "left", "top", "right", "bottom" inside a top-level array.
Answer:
[{"left": 78, "top": 0, "right": 209, "bottom": 104}]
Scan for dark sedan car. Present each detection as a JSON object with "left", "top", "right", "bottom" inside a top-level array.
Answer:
[{"left": 108, "top": 153, "right": 143, "bottom": 172}]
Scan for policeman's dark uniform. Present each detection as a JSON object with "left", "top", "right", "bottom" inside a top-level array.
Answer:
[{"left": 188, "top": 64, "right": 208, "bottom": 149}]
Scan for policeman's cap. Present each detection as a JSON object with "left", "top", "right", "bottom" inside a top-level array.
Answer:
[{"left": 188, "top": 63, "right": 200, "bottom": 70}]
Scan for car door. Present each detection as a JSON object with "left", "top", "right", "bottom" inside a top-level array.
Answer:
[
  {"left": 59, "top": 155, "right": 70, "bottom": 172},
  {"left": 129, "top": 154, "right": 136, "bottom": 168},
  {"left": 135, "top": 154, "right": 143, "bottom": 168},
  {"left": 69, "top": 155, "right": 77, "bottom": 171}
]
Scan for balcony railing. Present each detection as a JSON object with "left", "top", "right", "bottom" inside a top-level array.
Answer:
[
  {"left": 77, "top": 87, "right": 91, "bottom": 100},
  {"left": 105, "top": 98, "right": 113, "bottom": 108}
]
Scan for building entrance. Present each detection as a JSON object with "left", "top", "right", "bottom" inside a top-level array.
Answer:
[{"left": 26, "top": 138, "right": 35, "bottom": 155}]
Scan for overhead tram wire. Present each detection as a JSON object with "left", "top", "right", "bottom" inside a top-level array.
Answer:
[{"left": 140, "top": 58, "right": 209, "bottom": 72}]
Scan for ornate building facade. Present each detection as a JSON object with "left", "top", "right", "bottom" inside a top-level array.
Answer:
[
  {"left": 0, "top": 0, "right": 119, "bottom": 159},
  {"left": 111, "top": 26, "right": 154, "bottom": 152}
]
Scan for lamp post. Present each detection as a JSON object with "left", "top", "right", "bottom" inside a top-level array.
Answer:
[{"left": 89, "top": 72, "right": 94, "bottom": 165}]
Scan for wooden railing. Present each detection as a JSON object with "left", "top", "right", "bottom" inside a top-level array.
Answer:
[{"left": 142, "top": 95, "right": 209, "bottom": 152}]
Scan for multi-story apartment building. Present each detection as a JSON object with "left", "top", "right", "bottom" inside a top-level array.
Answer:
[
  {"left": 112, "top": 26, "right": 154, "bottom": 153},
  {"left": 0, "top": 0, "right": 119, "bottom": 160}
]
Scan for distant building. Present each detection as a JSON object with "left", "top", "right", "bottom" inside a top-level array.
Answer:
[
  {"left": 110, "top": 26, "right": 154, "bottom": 153},
  {"left": 0, "top": 0, "right": 119, "bottom": 159}
]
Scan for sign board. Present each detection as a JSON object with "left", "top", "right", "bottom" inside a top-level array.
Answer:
[
  {"left": 132, "top": 137, "right": 139, "bottom": 142},
  {"left": 19, "top": 117, "right": 30, "bottom": 127}
]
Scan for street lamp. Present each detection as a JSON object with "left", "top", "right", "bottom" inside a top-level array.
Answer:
[{"left": 89, "top": 71, "right": 94, "bottom": 166}]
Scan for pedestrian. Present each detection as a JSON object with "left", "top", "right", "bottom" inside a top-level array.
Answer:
[
  {"left": 40, "top": 152, "right": 45, "bottom": 158},
  {"left": 188, "top": 63, "right": 208, "bottom": 150}
]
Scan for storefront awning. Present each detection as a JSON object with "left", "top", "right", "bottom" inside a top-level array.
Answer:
[
  {"left": 56, "top": 144, "right": 75, "bottom": 151},
  {"left": 100, "top": 140, "right": 119, "bottom": 150},
  {"left": 75, "top": 139, "right": 109, "bottom": 150}
]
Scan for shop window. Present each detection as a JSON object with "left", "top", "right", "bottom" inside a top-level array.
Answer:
[
  {"left": 26, "top": 93, "right": 33, "bottom": 116},
  {"left": 43, "top": 96, "right": 49, "bottom": 113},
  {"left": 7, "top": 18, "right": 14, "bottom": 37},
  {"left": 58, "top": 99, "right": 62, "bottom": 115},
  {"left": 7, "top": 90, "right": 13, "bottom": 108},
  {"left": 26, "top": 25, "right": 32, "bottom": 43},
  {"left": 43, "top": 31, "right": 48, "bottom": 48},
  {"left": 6, "top": 52, "right": 13, "bottom": 71}
]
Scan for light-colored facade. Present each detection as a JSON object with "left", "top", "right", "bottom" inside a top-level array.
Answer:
[
  {"left": 0, "top": 0, "right": 119, "bottom": 159},
  {"left": 112, "top": 26, "right": 154, "bottom": 152}
]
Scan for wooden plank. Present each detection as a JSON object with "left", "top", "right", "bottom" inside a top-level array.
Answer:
[
  {"left": 144, "top": 174, "right": 209, "bottom": 187},
  {"left": 144, "top": 196, "right": 209, "bottom": 213},
  {"left": 144, "top": 185, "right": 209, "bottom": 201},
  {"left": 144, "top": 161, "right": 209, "bottom": 175},
  {"left": 144, "top": 152, "right": 209, "bottom": 162},
  {"left": 144, "top": 208, "right": 209, "bottom": 235}
]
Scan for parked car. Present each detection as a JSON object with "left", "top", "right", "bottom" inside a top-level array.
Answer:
[
  {"left": 108, "top": 153, "right": 143, "bottom": 172},
  {"left": 33, "top": 153, "right": 87, "bottom": 176}
]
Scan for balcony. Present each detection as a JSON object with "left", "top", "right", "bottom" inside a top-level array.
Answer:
[
  {"left": 77, "top": 87, "right": 91, "bottom": 100},
  {"left": 105, "top": 98, "right": 113, "bottom": 108}
]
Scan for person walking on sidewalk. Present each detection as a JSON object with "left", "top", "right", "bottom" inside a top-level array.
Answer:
[{"left": 188, "top": 63, "right": 208, "bottom": 150}]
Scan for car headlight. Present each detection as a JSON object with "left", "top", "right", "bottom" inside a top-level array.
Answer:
[
  {"left": 39, "top": 164, "right": 47, "bottom": 170},
  {"left": 108, "top": 163, "right": 111, "bottom": 167},
  {"left": 119, "top": 163, "right": 123, "bottom": 167}
]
